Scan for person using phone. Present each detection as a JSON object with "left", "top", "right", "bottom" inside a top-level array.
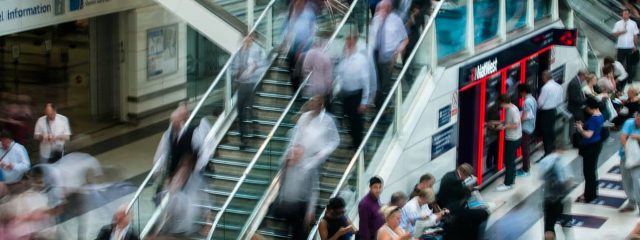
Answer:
[{"left": 319, "top": 197, "right": 357, "bottom": 240}]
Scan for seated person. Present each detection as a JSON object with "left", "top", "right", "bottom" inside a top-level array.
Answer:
[
  {"left": 319, "top": 197, "right": 357, "bottom": 240},
  {"left": 0, "top": 131, "right": 31, "bottom": 188},
  {"left": 442, "top": 190, "right": 490, "bottom": 240},
  {"left": 410, "top": 173, "right": 435, "bottom": 199},
  {"left": 436, "top": 163, "right": 474, "bottom": 208},
  {"left": 400, "top": 188, "right": 448, "bottom": 236},
  {"left": 613, "top": 88, "right": 640, "bottom": 127}
]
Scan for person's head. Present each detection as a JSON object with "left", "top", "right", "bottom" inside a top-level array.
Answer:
[
  {"left": 457, "top": 163, "right": 474, "bottom": 180},
  {"left": 585, "top": 98, "right": 601, "bottom": 115},
  {"left": 307, "top": 95, "right": 325, "bottom": 113},
  {"left": 585, "top": 73, "right": 598, "bottom": 86},
  {"left": 577, "top": 69, "right": 588, "bottom": 81},
  {"left": 635, "top": 112, "right": 640, "bottom": 127},
  {"left": 542, "top": 70, "right": 552, "bottom": 83},
  {"left": 0, "top": 131, "right": 12, "bottom": 149},
  {"left": 243, "top": 32, "right": 256, "bottom": 48},
  {"left": 518, "top": 84, "right": 532, "bottom": 96},
  {"left": 629, "top": 88, "right": 639, "bottom": 99},
  {"left": 170, "top": 102, "right": 189, "bottom": 132},
  {"left": 326, "top": 197, "right": 346, "bottom": 218},
  {"left": 390, "top": 191, "right": 408, "bottom": 209},
  {"left": 623, "top": 8, "right": 630, "bottom": 20},
  {"left": 44, "top": 103, "right": 56, "bottom": 121},
  {"left": 369, "top": 176, "right": 383, "bottom": 199},
  {"left": 602, "top": 64, "right": 614, "bottom": 76},
  {"left": 345, "top": 33, "right": 358, "bottom": 53},
  {"left": 417, "top": 173, "right": 435, "bottom": 190},
  {"left": 416, "top": 188, "right": 436, "bottom": 206},
  {"left": 112, "top": 205, "right": 131, "bottom": 229},
  {"left": 377, "top": 0, "right": 392, "bottom": 16},
  {"left": 381, "top": 205, "right": 401, "bottom": 227},
  {"left": 497, "top": 94, "right": 512, "bottom": 109},
  {"left": 604, "top": 57, "right": 615, "bottom": 66}
]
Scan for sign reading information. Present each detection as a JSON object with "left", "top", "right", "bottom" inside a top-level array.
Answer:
[
  {"left": 431, "top": 126, "right": 455, "bottom": 160},
  {"left": 0, "top": 0, "right": 151, "bottom": 36}
]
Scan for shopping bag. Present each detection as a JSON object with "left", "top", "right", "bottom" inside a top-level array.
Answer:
[
  {"left": 625, "top": 138, "right": 640, "bottom": 168},
  {"left": 605, "top": 98, "right": 618, "bottom": 121}
]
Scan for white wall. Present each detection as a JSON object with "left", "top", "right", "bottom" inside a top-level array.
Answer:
[
  {"left": 371, "top": 21, "right": 587, "bottom": 204},
  {"left": 122, "top": 4, "right": 188, "bottom": 120}
]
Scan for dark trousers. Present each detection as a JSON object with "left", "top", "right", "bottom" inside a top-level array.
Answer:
[
  {"left": 520, "top": 132, "right": 532, "bottom": 172},
  {"left": 375, "top": 61, "right": 393, "bottom": 109},
  {"left": 538, "top": 109, "right": 557, "bottom": 155},
  {"left": 504, "top": 139, "right": 520, "bottom": 186},
  {"left": 618, "top": 48, "right": 635, "bottom": 81},
  {"left": 543, "top": 199, "right": 564, "bottom": 234},
  {"left": 579, "top": 141, "right": 602, "bottom": 202},
  {"left": 341, "top": 89, "right": 364, "bottom": 149},
  {"left": 282, "top": 201, "right": 310, "bottom": 240},
  {"left": 237, "top": 82, "right": 255, "bottom": 141}
]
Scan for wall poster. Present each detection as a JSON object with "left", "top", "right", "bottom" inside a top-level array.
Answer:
[{"left": 147, "top": 24, "right": 178, "bottom": 79}]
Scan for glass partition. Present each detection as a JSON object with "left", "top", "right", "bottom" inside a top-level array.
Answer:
[
  {"left": 473, "top": 0, "right": 500, "bottom": 44},
  {"left": 534, "top": 0, "right": 552, "bottom": 21},
  {"left": 436, "top": 0, "right": 468, "bottom": 59},
  {"left": 506, "top": 0, "right": 528, "bottom": 32}
]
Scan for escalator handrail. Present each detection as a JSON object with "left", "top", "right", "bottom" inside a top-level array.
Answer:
[
  {"left": 124, "top": 0, "right": 278, "bottom": 220},
  {"left": 214, "top": 0, "right": 365, "bottom": 238},
  {"left": 306, "top": 1, "right": 445, "bottom": 239}
]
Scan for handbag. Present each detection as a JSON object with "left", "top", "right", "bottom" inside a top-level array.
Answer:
[
  {"left": 605, "top": 98, "right": 618, "bottom": 121},
  {"left": 625, "top": 138, "right": 640, "bottom": 168}
]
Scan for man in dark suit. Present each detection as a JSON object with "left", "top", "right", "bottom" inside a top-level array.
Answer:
[
  {"left": 567, "top": 70, "right": 587, "bottom": 147},
  {"left": 436, "top": 163, "right": 474, "bottom": 208},
  {"left": 96, "top": 206, "right": 139, "bottom": 240},
  {"left": 567, "top": 69, "right": 587, "bottom": 122}
]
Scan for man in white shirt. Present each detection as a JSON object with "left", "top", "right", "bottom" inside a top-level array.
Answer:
[
  {"left": 0, "top": 131, "right": 30, "bottom": 184},
  {"left": 537, "top": 71, "right": 564, "bottom": 156},
  {"left": 370, "top": 0, "right": 409, "bottom": 108},
  {"left": 495, "top": 95, "right": 522, "bottom": 191},
  {"left": 34, "top": 103, "right": 71, "bottom": 163},
  {"left": 336, "top": 34, "right": 371, "bottom": 149},
  {"left": 613, "top": 8, "right": 639, "bottom": 80}
]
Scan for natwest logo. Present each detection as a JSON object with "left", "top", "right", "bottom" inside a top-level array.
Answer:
[{"left": 472, "top": 58, "right": 498, "bottom": 81}]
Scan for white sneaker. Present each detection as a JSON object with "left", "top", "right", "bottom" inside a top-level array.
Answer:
[{"left": 496, "top": 184, "right": 513, "bottom": 192}]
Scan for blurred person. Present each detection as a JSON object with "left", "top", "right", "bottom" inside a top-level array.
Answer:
[
  {"left": 370, "top": 0, "right": 408, "bottom": 109},
  {"left": 494, "top": 94, "right": 522, "bottom": 192},
  {"left": 583, "top": 74, "right": 609, "bottom": 102},
  {"left": 400, "top": 188, "right": 447, "bottom": 236},
  {"left": 358, "top": 176, "right": 385, "bottom": 240},
  {"left": 539, "top": 150, "right": 574, "bottom": 240},
  {"left": 0, "top": 130, "right": 31, "bottom": 185},
  {"left": 230, "top": 32, "right": 266, "bottom": 148},
  {"left": 485, "top": 193, "right": 537, "bottom": 240},
  {"left": 377, "top": 205, "right": 410, "bottom": 240},
  {"left": 403, "top": 0, "right": 431, "bottom": 62},
  {"left": 303, "top": 33, "right": 333, "bottom": 108},
  {"left": 369, "top": 0, "right": 382, "bottom": 16},
  {"left": 613, "top": 87, "right": 640, "bottom": 127},
  {"left": 436, "top": 163, "right": 473, "bottom": 208},
  {"left": 537, "top": 70, "right": 564, "bottom": 156},
  {"left": 604, "top": 56, "right": 629, "bottom": 91},
  {"left": 612, "top": 8, "right": 639, "bottom": 80},
  {"left": 34, "top": 103, "right": 71, "bottom": 163},
  {"left": 409, "top": 173, "right": 434, "bottom": 199},
  {"left": 567, "top": 69, "right": 587, "bottom": 123},
  {"left": 0, "top": 93, "right": 32, "bottom": 145},
  {"left": 284, "top": 0, "right": 318, "bottom": 92},
  {"left": 390, "top": 191, "right": 408, "bottom": 209},
  {"left": 336, "top": 33, "right": 371, "bottom": 149},
  {"left": 319, "top": 197, "right": 357, "bottom": 240},
  {"left": 441, "top": 190, "right": 489, "bottom": 240},
  {"left": 576, "top": 98, "right": 605, "bottom": 203},
  {"left": 599, "top": 65, "right": 617, "bottom": 94},
  {"left": 96, "top": 205, "right": 139, "bottom": 240},
  {"left": 518, "top": 84, "right": 537, "bottom": 176},
  {"left": 618, "top": 112, "right": 640, "bottom": 212},
  {"left": 276, "top": 96, "right": 340, "bottom": 239}
]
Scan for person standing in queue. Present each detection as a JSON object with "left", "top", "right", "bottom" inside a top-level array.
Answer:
[
  {"left": 576, "top": 98, "right": 605, "bottom": 203},
  {"left": 495, "top": 94, "right": 522, "bottom": 192},
  {"left": 537, "top": 71, "right": 564, "bottom": 156}
]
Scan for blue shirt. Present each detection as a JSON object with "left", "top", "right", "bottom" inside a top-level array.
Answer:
[
  {"left": 522, "top": 95, "right": 537, "bottom": 134},
  {"left": 581, "top": 115, "right": 605, "bottom": 145},
  {"left": 619, "top": 119, "right": 640, "bottom": 158}
]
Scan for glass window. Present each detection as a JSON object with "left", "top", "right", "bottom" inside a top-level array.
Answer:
[
  {"left": 436, "top": 0, "right": 468, "bottom": 59},
  {"left": 473, "top": 0, "right": 499, "bottom": 45},
  {"left": 534, "top": 0, "right": 552, "bottom": 21},
  {"left": 506, "top": 0, "right": 527, "bottom": 32}
]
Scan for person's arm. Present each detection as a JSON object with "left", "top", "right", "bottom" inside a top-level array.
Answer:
[
  {"left": 34, "top": 118, "right": 44, "bottom": 140},
  {"left": 617, "top": 62, "right": 629, "bottom": 81},
  {"left": 58, "top": 118, "right": 71, "bottom": 141},
  {"left": 628, "top": 221, "right": 640, "bottom": 240},
  {"left": 613, "top": 22, "right": 627, "bottom": 37},
  {"left": 12, "top": 145, "right": 30, "bottom": 173},
  {"left": 538, "top": 86, "right": 548, "bottom": 109},
  {"left": 576, "top": 120, "right": 595, "bottom": 139},
  {"left": 301, "top": 117, "right": 340, "bottom": 171},
  {"left": 360, "top": 54, "right": 371, "bottom": 108}
]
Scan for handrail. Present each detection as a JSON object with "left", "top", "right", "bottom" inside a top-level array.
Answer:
[
  {"left": 126, "top": 0, "right": 278, "bottom": 232},
  {"left": 307, "top": 1, "right": 445, "bottom": 239},
  {"left": 212, "top": 0, "right": 363, "bottom": 238}
]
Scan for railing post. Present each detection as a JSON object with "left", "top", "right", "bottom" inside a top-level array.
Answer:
[
  {"left": 267, "top": 5, "right": 273, "bottom": 48},
  {"left": 551, "top": 0, "right": 559, "bottom": 21},
  {"left": 466, "top": 0, "right": 475, "bottom": 55},
  {"left": 358, "top": 152, "right": 365, "bottom": 197},
  {"left": 430, "top": 24, "right": 438, "bottom": 70},
  {"left": 395, "top": 82, "right": 403, "bottom": 134},
  {"left": 247, "top": 0, "right": 255, "bottom": 29},
  {"left": 498, "top": 0, "right": 507, "bottom": 41},
  {"left": 527, "top": 0, "right": 535, "bottom": 29},
  {"left": 225, "top": 67, "right": 233, "bottom": 112}
]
